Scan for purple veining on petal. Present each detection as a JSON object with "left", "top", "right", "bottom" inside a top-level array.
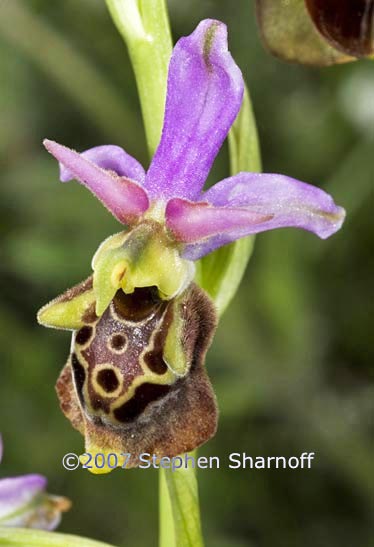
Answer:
[
  {"left": 145, "top": 19, "right": 244, "bottom": 201},
  {"left": 44, "top": 140, "right": 149, "bottom": 224},
  {"left": 166, "top": 172, "right": 345, "bottom": 260},
  {"left": 59, "top": 144, "right": 146, "bottom": 184},
  {"left": 0, "top": 475, "right": 46, "bottom": 519}
]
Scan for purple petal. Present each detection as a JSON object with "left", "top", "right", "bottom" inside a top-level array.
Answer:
[
  {"left": 166, "top": 173, "right": 345, "bottom": 260},
  {"left": 166, "top": 198, "right": 271, "bottom": 241},
  {"left": 59, "top": 144, "right": 145, "bottom": 184},
  {"left": 44, "top": 140, "right": 149, "bottom": 224},
  {"left": 0, "top": 475, "right": 46, "bottom": 519},
  {"left": 145, "top": 19, "right": 244, "bottom": 201}
]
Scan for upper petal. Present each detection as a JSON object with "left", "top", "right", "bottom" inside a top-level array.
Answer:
[
  {"left": 59, "top": 144, "right": 146, "bottom": 184},
  {"left": 166, "top": 172, "right": 345, "bottom": 260},
  {"left": 44, "top": 140, "right": 149, "bottom": 224},
  {"left": 145, "top": 19, "right": 244, "bottom": 201}
]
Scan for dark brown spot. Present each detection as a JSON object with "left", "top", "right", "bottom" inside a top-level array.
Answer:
[
  {"left": 144, "top": 350, "right": 168, "bottom": 374},
  {"left": 114, "top": 383, "right": 171, "bottom": 422},
  {"left": 96, "top": 368, "right": 120, "bottom": 393},
  {"left": 71, "top": 353, "right": 86, "bottom": 404},
  {"left": 113, "top": 287, "right": 162, "bottom": 321},
  {"left": 306, "top": 0, "right": 374, "bottom": 56},
  {"left": 110, "top": 333, "right": 127, "bottom": 351},
  {"left": 143, "top": 301, "right": 174, "bottom": 374},
  {"left": 91, "top": 397, "right": 110, "bottom": 413},
  {"left": 82, "top": 302, "right": 98, "bottom": 324},
  {"left": 75, "top": 325, "right": 93, "bottom": 345}
]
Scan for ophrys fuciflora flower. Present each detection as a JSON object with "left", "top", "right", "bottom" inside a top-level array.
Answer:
[{"left": 38, "top": 20, "right": 345, "bottom": 472}]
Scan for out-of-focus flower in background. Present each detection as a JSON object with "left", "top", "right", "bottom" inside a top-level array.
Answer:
[
  {"left": 256, "top": 0, "right": 374, "bottom": 65},
  {"left": 0, "top": 435, "right": 70, "bottom": 530}
]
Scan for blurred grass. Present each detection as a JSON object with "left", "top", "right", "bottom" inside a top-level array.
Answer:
[{"left": 0, "top": 1, "right": 373, "bottom": 546}]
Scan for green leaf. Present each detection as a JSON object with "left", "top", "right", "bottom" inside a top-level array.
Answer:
[
  {"left": 0, "top": 528, "right": 115, "bottom": 547},
  {"left": 105, "top": 0, "right": 172, "bottom": 155},
  {"left": 159, "top": 454, "right": 203, "bottom": 547},
  {"left": 195, "top": 86, "right": 261, "bottom": 317}
]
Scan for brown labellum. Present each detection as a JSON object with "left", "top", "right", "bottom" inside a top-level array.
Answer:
[
  {"left": 55, "top": 280, "right": 218, "bottom": 468},
  {"left": 305, "top": 0, "right": 374, "bottom": 56}
]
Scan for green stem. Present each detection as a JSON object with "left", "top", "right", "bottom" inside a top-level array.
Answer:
[
  {"left": 159, "top": 453, "right": 203, "bottom": 547},
  {"left": 159, "top": 467, "right": 176, "bottom": 545},
  {"left": 105, "top": 0, "right": 172, "bottom": 155}
]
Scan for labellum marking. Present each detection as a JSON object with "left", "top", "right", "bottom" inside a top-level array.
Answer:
[
  {"left": 109, "top": 333, "right": 128, "bottom": 353},
  {"left": 75, "top": 325, "right": 93, "bottom": 346},
  {"left": 113, "top": 383, "right": 172, "bottom": 423},
  {"left": 96, "top": 368, "right": 120, "bottom": 392},
  {"left": 55, "top": 280, "right": 218, "bottom": 468}
]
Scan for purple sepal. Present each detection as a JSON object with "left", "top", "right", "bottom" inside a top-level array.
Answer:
[
  {"left": 59, "top": 144, "right": 146, "bottom": 184},
  {"left": 166, "top": 172, "right": 346, "bottom": 260},
  {"left": 44, "top": 140, "right": 149, "bottom": 224},
  {"left": 145, "top": 19, "right": 244, "bottom": 201}
]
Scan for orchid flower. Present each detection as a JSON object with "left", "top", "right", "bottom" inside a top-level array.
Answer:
[
  {"left": 38, "top": 19, "right": 345, "bottom": 471},
  {"left": 0, "top": 435, "right": 70, "bottom": 529}
]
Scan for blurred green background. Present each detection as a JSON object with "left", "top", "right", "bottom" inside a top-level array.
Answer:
[{"left": 0, "top": 1, "right": 373, "bottom": 546}]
